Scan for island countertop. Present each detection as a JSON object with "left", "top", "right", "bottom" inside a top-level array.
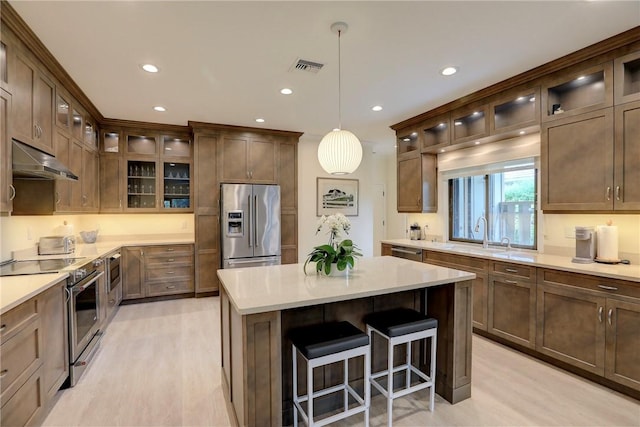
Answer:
[{"left": 217, "top": 255, "right": 476, "bottom": 315}]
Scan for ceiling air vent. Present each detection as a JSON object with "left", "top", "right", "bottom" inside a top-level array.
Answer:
[{"left": 290, "top": 58, "right": 324, "bottom": 74}]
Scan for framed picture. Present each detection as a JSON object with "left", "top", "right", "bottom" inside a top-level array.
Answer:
[{"left": 316, "top": 178, "right": 359, "bottom": 216}]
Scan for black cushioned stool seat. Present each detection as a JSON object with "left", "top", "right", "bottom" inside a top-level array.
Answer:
[
  {"left": 290, "top": 321, "right": 370, "bottom": 359},
  {"left": 364, "top": 308, "right": 437, "bottom": 338}
]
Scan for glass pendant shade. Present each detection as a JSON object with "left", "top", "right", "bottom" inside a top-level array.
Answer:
[{"left": 318, "top": 129, "right": 363, "bottom": 175}]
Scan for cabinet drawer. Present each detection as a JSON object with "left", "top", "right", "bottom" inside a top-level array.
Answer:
[
  {"left": 492, "top": 261, "right": 536, "bottom": 282},
  {"left": 147, "top": 280, "right": 194, "bottom": 297},
  {"left": 1, "top": 299, "right": 38, "bottom": 344},
  {"left": 424, "top": 250, "right": 488, "bottom": 272},
  {"left": 540, "top": 269, "right": 640, "bottom": 299},
  {"left": 0, "top": 366, "right": 44, "bottom": 427},
  {"left": 0, "top": 318, "right": 41, "bottom": 406},
  {"left": 146, "top": 265, "right": 193, "bottom": 282},
  {"left": 143, "top": 245, "right": 193, "bottom": 258},
  {"left": 145, "top": 254, "right": 193, "bottom": 268}
]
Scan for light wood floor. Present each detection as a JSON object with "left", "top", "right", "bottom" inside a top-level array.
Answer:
[{"left": 43, "top": 297, "right": 639, "bottom": 427}]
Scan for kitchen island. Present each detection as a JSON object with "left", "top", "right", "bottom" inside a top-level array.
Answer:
[{"left": 217, "top": 256, "right": 476, "bottom": 426}]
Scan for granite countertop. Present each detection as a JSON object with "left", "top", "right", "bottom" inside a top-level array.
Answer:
[
  {"left": 381, "top": 239, "right": 640, "bottom": 283},
  {"left": 1, "top": 234, "right": 195, "bottom": 314},
  {"left": 217, "top": 256, "right": 476, "bottom": 315}
]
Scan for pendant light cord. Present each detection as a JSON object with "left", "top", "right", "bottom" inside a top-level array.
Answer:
[{"left": 338, "top": 29, "right": 342, "bottom": 131}]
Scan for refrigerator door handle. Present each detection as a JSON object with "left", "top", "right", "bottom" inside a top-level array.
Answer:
[
  {"left": 247, "top": 195, "right": 253, "bottom": 247},
  {"left": 254, "top": 195, "right": 259, "bottom": 247}
]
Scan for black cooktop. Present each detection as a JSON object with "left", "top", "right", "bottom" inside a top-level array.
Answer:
[{"left": 0, "top": 258, "right": 84, "bottom": 277}]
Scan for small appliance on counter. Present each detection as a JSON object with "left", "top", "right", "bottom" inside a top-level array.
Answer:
[
  {"left": 38, "top": 235, "right": 75, "bottom": 255},
  {"left": 572, "top": 226, "right": 596, "bottom": 264},
  {"left": 409, "top": 223, "right": 421, "bottom": 240}
]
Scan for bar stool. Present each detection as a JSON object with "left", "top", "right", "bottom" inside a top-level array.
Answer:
[
  {"left": 364, "top": 308, "right": 437, "bottom": 426},
  {"left": 290, "top": 321, "right": 371, "bottom": 427}
]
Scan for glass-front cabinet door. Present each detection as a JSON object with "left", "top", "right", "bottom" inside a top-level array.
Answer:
[
  {"left": 162, "top": 136, "right": 191, "bottom": 158},
  {"left": 162, "top": 162, "right": 190, "bottom": 210},
  {"left": 127, "top": 160, "right": 156, "bottom": 209}
]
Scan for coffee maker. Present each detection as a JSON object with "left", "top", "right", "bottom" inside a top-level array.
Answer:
[{"left": 572, "top": 226, "right": 597, "bottom": 263}]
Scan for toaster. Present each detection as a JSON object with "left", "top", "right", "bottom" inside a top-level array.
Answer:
[{"left": 38, "top": 236, "right": 75, "bottom": 255}]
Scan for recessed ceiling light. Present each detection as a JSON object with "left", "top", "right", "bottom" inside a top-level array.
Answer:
[
  {"left": 475, "top": 141, "right": 480, "bottom": 145},
  {"left": 519, "top": 131, "right": 526, "bottom": 135},
  {"left": 454, "top": 121, "right": 463, "bottom": 126},
  {"left": 441, "top": 66, "right": 458, "bottom": 76},
  {"left": 141, "top": 64, "right": 159, "bottom": 73},
  {"left": 153, "top": 106, "right": 166, "bottom": 112},
  {"left": 255, "top": 118, "right": 265, "bottom": 123},
  {"left": 280, "top": 88, "right": 293, "bottom": 95},
  {"left": 372, "top": 105, "right": 383, "bottom": 112}
]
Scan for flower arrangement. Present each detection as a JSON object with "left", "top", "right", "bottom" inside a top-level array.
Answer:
[{"left": 304, "top": 213, "right": 362, "bottom": 275}]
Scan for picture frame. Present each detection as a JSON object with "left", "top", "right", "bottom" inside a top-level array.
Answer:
[{"left": 316, "top": 178, "right": 359, "bottom": 216}]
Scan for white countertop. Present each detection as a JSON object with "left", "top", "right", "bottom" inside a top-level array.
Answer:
[
  {"left": 382, "top": 239, "right": 640, "bottom": 283},
  {"left": 217, "top": 256, "right": 476, "bottom": 315},
  {"left": 1, "top": 235, "right": 195, "bottom": 315}
]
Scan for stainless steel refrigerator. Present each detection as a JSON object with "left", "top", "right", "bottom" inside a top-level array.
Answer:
[{"left": 221, "top": 183, "right": 281, "bottom": 269}]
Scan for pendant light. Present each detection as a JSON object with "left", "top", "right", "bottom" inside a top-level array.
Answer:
[{"left": 318, "top": 22, "right": 363, "bottom": 175}]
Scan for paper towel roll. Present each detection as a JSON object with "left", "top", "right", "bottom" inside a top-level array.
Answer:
[{"left": 597, "top": 225, "right": 619, "bottom": 261}]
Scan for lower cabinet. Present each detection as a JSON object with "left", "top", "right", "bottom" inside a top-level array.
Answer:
[
  {"left": 123, "top": 244, "right": 194, "bottom": 300},
  {"left": 1, "top": 277, "right": 68, "bottom": 426},
  {"left": 488, "top": 261, "right": 536, "bottom": 348},
  {"left": 423, "top": 250, "right": 489, "bottom": 331},
  {"left": 537, "top": 269, "right": 640, "bottom": 390}
]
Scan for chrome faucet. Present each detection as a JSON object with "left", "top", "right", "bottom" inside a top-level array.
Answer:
[
  {"left": 500, "top": 237, "right": 511, "bottom": 251},
  {"left": 475, "top": 216, "right": 489, "bottom": 248}
]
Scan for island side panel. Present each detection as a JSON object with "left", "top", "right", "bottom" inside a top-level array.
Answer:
[
  {"left": 225, "top": 293, "right": 283, "bottom": 427},
  {"left": 427, "top": 280, "right": 473, "bottom": 403}
]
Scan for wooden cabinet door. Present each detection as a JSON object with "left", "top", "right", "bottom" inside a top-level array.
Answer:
[
  {"left": 123, "top": 247, "right": 145, "bottom": 300},
  {"left": 397, "top": 155, "right": 421, "bottom": 212},
  {"left": 0, "top": 88, "right": 12, "bottom": 214},
  {"left": 536, "top": 282, "right": 606, "bottom": 375},
  {"left": 195, "top": 215, "right": 219, "bottom": 294},
  {"left": 248, "top": 138, "right": 276, "bottom": 183},
  {"left": 82, "top": 148, "right": 99, "bottom": 211},
  {"left": 40, "top": 280, "right": 68, "bottom": 403},
  {"left": 12, "top": 51, "right": 37, "bottom": 147},
  {"left": 541, "top": 108, "right": 614, "bottom": 211},
  {"left": 99, "top": 156, "right": 123, "bottom": 212},
  {"left": 613, "top": 101, "right": 640, "bottom": 210},
  {"left": 69, "top": 139, "right": 83, "bottom": 210},
  {"left": 220, "top": 136, "right": 249, "bottom": 181},
  {"left": 54, "top": 130, "right": 72, "bottom": 211},
  {"left": 34, "top": 71, "right": 54, "bottom": 153},
  {"left": 605, "top": 298, "right": 640, "bottom": 390},
  {"left": 472, "top": 273, "right": 489, "bottom": 331},
  {"left": 488, "top": 275, "right": 536, "bottom": 348}
]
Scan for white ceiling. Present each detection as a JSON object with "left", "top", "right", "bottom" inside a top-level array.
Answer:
[{"left": 9, "top": 1, "right": 640, "bottom": 152}]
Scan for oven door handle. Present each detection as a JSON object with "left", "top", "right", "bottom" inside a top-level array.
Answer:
[{"left": 72, "top": 271, "right": 104, "bottom": 293}]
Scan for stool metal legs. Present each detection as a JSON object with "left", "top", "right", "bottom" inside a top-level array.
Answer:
[
  {"left": 367, "top": 325, "right": 437, "bottom": 426},
  {"left": 292, "top": 344, "right": 370, "bottom": 427}
]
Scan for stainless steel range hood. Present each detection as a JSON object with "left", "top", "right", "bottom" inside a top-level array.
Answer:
[{"left": 12, "top": 139, "right": 78, "bottom": 181}]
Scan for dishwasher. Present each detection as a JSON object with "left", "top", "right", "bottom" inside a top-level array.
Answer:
[{"left": 390, "top": 246, "right": 423, "bottom": 262}]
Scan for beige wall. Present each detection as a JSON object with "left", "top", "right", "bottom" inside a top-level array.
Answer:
[{"left": 0, "top": 214, "right": 194, "bottom": 262}]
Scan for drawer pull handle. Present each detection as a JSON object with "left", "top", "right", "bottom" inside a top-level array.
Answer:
[
  {"left": 505, "top": 268, "right": 519, "bottom": 273},
  {"left": 0, "top": 324, "right": 6, "bottom": 332},
  {"left": 167, "top": 285, "right": 176, "bottom": 289},
  {"left": 598, "top": 285, "right": 618, "bottom": 291},
  {"left": 166, "top": 248, "right": 175, "bottom": 252},
  {"left": 504, "top": 279, "right": 518, "bottom": 284},
  {"left": 0, "top": 369, "right": 7, "bottom": 377},
  {"left": 608, "top": 308, "right": 613, "bottom": 325},
  {"left": 167, "top": 258, "right": 175, "bottom": 262},
  {"left": 598, "top": 306, "right": 603, "bottom": 323},
  {"left": 166, "top": 271, "right": 176, "bottom": 275}
]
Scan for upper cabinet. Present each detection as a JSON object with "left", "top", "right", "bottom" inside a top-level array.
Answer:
[
  {"left": 451, "top": 102, "right": 489, "bottom": 145},
  {"left": 1, "top": 88, "right": 13, "bottom": 214},
  {"left": 489, "top": 87, "right": 540, "bottom": 135},
  {"left": 420, "top": 114, "right": 450, "bottom": 154},
  {"left": 12, "top": 49, "right": 55, "bottom": 154},
  {"left": 397, "top": 154, "right": 437, "bottom": 213},
  {"left": 396, "top": 126, "right": 420, "bottom": 159},
  {"left": 613, "top": 101, "right": 640, "bottom": 211},
  {"left": 614, "top": 50, "right": 640, "bottom": 105},
  {"left": 219, "top": 134, "right": 277, "bottom": 183},
  {"left": 541, "top": 61, "right": 613, "bottom": 121}
]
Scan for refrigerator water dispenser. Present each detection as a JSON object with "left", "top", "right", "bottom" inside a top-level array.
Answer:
[{"left": 226, "top": 211, "right": 244, "bottom": 236}]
